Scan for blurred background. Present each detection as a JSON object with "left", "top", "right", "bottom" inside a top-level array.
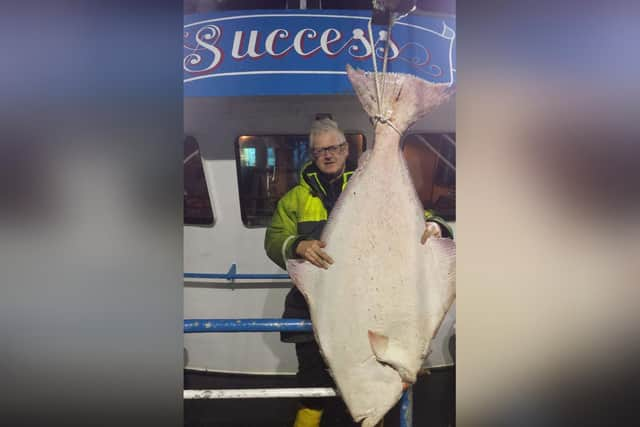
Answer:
[{"left": 457, "top": 1, "right": 640, "bottom": 425}]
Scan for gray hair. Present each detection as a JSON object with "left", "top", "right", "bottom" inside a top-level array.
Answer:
[{"left": 309, "top": 118, "right": 346, "bottom": 149}]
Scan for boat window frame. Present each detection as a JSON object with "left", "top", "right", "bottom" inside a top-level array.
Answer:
[
  {"left": 234, "top": 132, "right": 367, "bottom": 228},
  {"left": 401, "top": 131, "right": 456, "bottom": 222},
  {"left": 184, "top": 135, "right": 215, "bottom": 227}
]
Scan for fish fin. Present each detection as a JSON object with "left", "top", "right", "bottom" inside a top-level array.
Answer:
[
  {"left": 420, "top": 238, "right": 456, "bottom": 360},
  {"left": 286, "top": 259, "right": 319, "bottom": 298},
  {"left": 428, "top": 237, "right": 456, "bottom": 264},
  {"left": 368, "top": 331, "right": 415, "bottom": 383},
  {"left": 426, "top": 238, "right": 456, "bottom": 310},
  {"left": 346, "top": 64, "right": 453, "bottom": 134},
  {"left": 357, "top": 149, "right": 371, "bottom": 169},
  {"left": 368, "top": 330, "right": 390, "bottom": 359},
  {"left": 346, "top": 64, "right": 380, "bottom": 119}
]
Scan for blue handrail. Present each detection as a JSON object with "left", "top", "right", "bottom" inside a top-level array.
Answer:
[
  {"left": 184, "top": 318, "right": 312, "bottom": 333},
  {"left": 400, "top": 387, "right": 413, "bottom": 427},
  {"left": 184, "top": 264, "right": 290, "bottom": 281},
  {"left": 184, "top": 317, "right": 413, "bottom": 425}
]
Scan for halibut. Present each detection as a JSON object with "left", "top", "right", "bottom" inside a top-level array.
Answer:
[{"left": 287, "top": 65, "right": 455, "bottom": 426}]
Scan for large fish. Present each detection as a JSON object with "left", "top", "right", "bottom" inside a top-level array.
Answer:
[{"left": 287, "top": 65, "right": 455, "bottom": 427}]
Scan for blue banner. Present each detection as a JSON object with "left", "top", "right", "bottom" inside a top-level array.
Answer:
[{"left": 184, "top": 10, "right": 455, "bottom": 97}]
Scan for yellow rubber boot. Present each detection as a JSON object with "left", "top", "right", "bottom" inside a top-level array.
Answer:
[{"left": 293, "top": 407, "right": 323, "bottom": 427}]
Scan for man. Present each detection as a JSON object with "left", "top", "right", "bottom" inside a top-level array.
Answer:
[{"left": 264, "top": 118, "right": 451, "bottom": 427}]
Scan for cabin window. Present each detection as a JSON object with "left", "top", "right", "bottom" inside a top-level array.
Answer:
[
  {"left": 236, "top": 134, "right": 366, "bottom": 228},
  {"left": 184, "top": 136, "right": 214, "bottom": 226},
  {"left": 402, "top": 133, "right": 456, "bottom": 221}
]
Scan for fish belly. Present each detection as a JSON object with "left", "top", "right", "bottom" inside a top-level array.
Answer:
[{"left": 288, "top": 144, "right": 455, "bottom": 426}]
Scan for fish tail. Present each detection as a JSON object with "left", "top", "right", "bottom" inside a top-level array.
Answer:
[{"left": 346, "top": 64, "right": 453, "bottom": 134}]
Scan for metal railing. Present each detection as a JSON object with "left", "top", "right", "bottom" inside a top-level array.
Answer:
[
  {"left": 184, "top": 318, "right": 413, "bottom": 427},
  {"left": 184, "top": 264, "right": 290, "bottom": 281}
]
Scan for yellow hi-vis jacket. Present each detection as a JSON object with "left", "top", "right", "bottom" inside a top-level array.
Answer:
[{"left": 264, "top": 161, "right": 452, "bottom": 271}]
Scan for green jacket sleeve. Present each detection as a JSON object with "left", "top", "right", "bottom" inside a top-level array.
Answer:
[
  {"left": 424, "top": 209, "right": 454, "bottom": 239},
  {"left": 264, "top": 189, "right": 300, "bottom": 270}
]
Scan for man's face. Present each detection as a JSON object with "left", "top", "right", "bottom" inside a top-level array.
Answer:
[{"left": 311, "top": 132, "right": 349, "bottom": 177}]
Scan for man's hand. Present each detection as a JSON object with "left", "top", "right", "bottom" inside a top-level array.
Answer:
[
  {"left": 420, "top": 222, "right": 442, "bottom": 244},
  {"left": 296, "top": 240, "right": 334, "bottom": 269}
]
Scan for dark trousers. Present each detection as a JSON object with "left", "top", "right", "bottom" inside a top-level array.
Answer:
[
  {"left": 295, "top": 341, "right": 359, "bottom": 426},
  {"left": 295, "top": 340, "right": 335, "bottom": 409}
]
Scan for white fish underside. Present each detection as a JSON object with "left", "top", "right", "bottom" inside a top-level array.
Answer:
[{"left": 288, "top": 66, "right": 455, "bottom": 427}]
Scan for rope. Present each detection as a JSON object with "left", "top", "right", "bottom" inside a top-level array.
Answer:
[
  {"left": 380, "top": 19, "right": 393, "bottom": 105},
  {"left": 367, "top": 19, "right": 382, "bottom": 115},
  {"left": 366, "top": 6, "right": 420, "bottom": 137},
  {"left": 373, "top": 114, "right": 402, "bottom": 136},
  {"left": 367, "top": 14, "right": 402, "bottom": 136}
]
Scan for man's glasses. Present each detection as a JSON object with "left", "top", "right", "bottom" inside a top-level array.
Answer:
[{"left": 311, "top": 142, "right": 347, "bottom": 158}]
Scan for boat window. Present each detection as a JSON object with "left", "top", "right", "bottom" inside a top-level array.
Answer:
[
  {"left": 236, "top": 134, "right": 366, "bottom": 228},
  {"left": 402, "top": 133, "right": 456, "bottom": 221},
  {"left": 184, "top": 136, "right": 214, "bottom": 226}
]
